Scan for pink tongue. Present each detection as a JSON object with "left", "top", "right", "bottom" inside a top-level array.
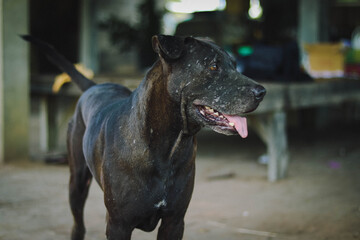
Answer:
[{"left": 223, "top": 114, "right": 248, "bottom": 138}]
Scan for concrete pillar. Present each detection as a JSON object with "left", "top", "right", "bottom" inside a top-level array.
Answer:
[
  {"left": 298, "top": 0, "right": 331, "bottom": 128},
  {"left": 298, "top": 0, "right": 321, "bottom": 44},
  {"left": 298, "top": 0, "right": 330, "bottom": 44},
  {"left": 80, "top": 0, "right": 98, "bottom": 73},
  {"left": 1, "top": 0, "right": 30, "bottom": 162},
  {"left": 0, "top": 0, "right": 4, "bottom": 165}
]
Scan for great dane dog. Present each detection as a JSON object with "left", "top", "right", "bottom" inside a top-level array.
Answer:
[{"left": 23, "top": 35, "right": 265, "bottom": 240}]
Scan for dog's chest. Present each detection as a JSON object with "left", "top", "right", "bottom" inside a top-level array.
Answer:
[{"left": 131, "top": 156, "right": 194, "bottom": 214}]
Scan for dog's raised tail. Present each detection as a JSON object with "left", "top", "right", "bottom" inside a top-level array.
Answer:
[{"left": 21, "top": 35, "right": 96, "bottom": 92}]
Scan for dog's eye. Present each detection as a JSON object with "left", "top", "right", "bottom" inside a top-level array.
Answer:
[{"left": 209, "top": 63, "right": 218, "bottom": 71}]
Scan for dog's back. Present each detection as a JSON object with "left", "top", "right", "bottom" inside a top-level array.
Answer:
[{"left": 77, "top": 83, "right": 132, "bottom": 125}]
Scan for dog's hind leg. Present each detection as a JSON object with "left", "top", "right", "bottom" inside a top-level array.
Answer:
[{"left": 67, "top": 116, "right": 93, "bottom": 240}]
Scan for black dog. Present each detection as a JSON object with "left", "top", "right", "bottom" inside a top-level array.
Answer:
[{"left": 23, "top": 35, "right": 265, "bottom": 240}]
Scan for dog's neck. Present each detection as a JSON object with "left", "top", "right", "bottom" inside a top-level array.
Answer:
[{"left": 131, "top": 61, "right": 195, "bottom": 161}]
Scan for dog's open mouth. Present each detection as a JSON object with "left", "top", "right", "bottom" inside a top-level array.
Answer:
[{"left": 195, "top": 105, "right": 248, "bottom": 138}]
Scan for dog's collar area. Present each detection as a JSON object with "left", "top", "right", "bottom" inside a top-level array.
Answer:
[{"left": 195, "top": 105, "right": 248, "bottom": 138}]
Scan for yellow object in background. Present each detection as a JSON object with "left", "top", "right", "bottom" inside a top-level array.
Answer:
[
  {"left": 304, "top": 43, "right": 345, "bottom": 79},
  {"left": 52, "top": 64, "right": 94, "bottom": 93}
]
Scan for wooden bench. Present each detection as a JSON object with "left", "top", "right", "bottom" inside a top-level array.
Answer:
[
  {"left": 32, "top": 77, "right": 360, "bottom": 181},
  {"left": 250, "top": 79, "right": 360, "bottom": 181}
]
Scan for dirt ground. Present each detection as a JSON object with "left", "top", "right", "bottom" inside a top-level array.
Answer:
[{"left": 1, "top": 125, "right": 359, "bottom": 240}]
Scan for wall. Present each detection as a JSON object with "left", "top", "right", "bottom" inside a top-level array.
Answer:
[
  {"left": 1, "top": 0, "right": 30, "bottom": 162},
  {"left": 0, "top": 0, "right": 3, "bottom": 165}
]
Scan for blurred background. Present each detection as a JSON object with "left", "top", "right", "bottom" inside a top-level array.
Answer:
[
  {"left": 0, "top": 0, "right": 360, "bottom": 239},
  {"left": 0, "top": 0, "right": 360, "bottom": 162}
]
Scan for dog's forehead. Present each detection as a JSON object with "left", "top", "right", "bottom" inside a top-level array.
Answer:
[{"left": 191, "top": 39, "right": 235, "bottom": 63}]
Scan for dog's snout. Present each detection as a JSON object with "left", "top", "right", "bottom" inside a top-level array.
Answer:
[{"left": 252, "top": 85, "right": 266, "bottom": 101}]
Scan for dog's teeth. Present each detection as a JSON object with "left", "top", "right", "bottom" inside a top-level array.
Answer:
[
  {"left": 205, "top": 106, "right": 211, "bottom": 110},
  {"left": 209, "top": 109, "right": 214, "bottom": 113},
  {"left": 214, "top": 112, "right": 219, "bottom": 116},
  {"left": 229, "top": 122, "right": 235, "bottom": 127},
  {"left": 200, "top": 110, "right": 205, "bottom": 115},
  {"left": 219, "top": 115, "right": 224, "bottom": 119}
]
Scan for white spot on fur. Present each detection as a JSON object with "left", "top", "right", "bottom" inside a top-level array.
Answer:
[{"left": 154, "top": 199, "right": 167, "bottom": 208}]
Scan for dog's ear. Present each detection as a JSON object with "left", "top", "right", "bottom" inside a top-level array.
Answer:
[{"left": 152, "top": 35, "right": 185, "bottom": 61}]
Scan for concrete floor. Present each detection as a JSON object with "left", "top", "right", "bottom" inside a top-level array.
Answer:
[{"left": 0, "top": 125, "right": 359, "bottom": 240}]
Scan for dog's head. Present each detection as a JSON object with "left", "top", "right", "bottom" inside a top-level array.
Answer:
[{"left": 152, "top": 35, "right": 266, "bottom": 137}]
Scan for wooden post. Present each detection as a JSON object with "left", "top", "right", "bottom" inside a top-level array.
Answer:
[
  {"left": 266, "top": 111, "right": 289, "bottom": 181},
  {"left": 29, "top": 96, "right": 49, "bottom": 159},
  {"left": 251, "top": 111, "right": 289, "bottom": 182}
]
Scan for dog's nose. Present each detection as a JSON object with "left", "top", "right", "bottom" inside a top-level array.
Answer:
[{"left": 252, "top": 85, "right": 266, "bottom": 101}]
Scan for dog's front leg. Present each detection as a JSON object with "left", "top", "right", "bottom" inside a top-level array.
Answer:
[
  {"left": 157, "top": 216, "right": 185, "bottom": 240},
  {"left": 105, "top": 216, "right": 132, "bottom": 240}
]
